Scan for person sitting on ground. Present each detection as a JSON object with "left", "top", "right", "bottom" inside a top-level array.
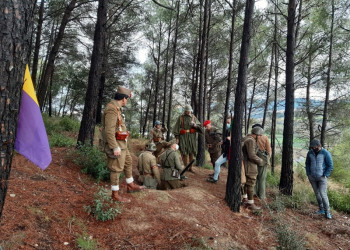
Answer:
[
  {"left": 137, "top": 142, "right": 161, "bottom": 189},
  {"left": 241, "top": 126, "right": 264, "bottom": 210},
  {"left": 305, "top": 139, "right": 334, "bottom": 219},
  {"left": 149, "top": 120, "right": 168, "bottom": 158},
  {"left": 159, "top": 140, "right": 186, "bottom": 190}
]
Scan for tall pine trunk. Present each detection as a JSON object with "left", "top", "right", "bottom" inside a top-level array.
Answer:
[
  {"left": 0, "top": 0, "right": 35, "bottom": 220},
  {"left": 77, "top": 0, "right": 107, "bottom": 145},
  {"left": 279, "top": 0, "right": 296, "bottom": 196},
  {"left": 320, "top": 0, "right": 334, "bottom": 147},
  {"left": 226, "top": 0, "right": 255, "bottom": 212}
]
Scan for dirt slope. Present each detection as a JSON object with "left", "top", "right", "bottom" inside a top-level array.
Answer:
[{"left": 0, "top": 146, "right": 349, "bottom": 249}]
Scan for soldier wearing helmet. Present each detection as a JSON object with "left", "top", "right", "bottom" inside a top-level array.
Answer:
[
  {"left": 137, "top": 142, "right": 161, "bottom": 189},
  {"left": 149, "top": 120, "right": 168, "bottom": 157},
  {"left": 172, "top": 104, "right": 203, "bottom": 173}
]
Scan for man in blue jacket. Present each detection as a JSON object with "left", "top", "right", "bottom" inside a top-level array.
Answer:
[{"left": 305, "top": 139, "right": 334, "bottom": 219}]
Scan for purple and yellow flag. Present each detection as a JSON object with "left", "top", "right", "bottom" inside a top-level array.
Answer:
[{"left": 14, "top": 65, "right": 52, "bottom": 170}]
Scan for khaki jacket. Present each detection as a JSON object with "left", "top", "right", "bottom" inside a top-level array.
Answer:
[
  {"left": 149, "top": 126, "right": 168, "bottom": 143},
  {"left": 138, "top": 151, "right": 160, "bottom": 183},
  {"left": 256, "top": 134, "right": 272, "bottom": 155},
  {"left": 160, "top": 148, "right": 183, "bottom": 181},
  {"left": 242, "top": 135, "right": 264, "bottom": 178},
  {"left": 101, "top": 100, "right": 128, "bottom": 158}
]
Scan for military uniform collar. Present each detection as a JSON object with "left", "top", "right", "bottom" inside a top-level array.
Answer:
[{"left": 111, "top": 99, "right": 122, "bottom": 110}]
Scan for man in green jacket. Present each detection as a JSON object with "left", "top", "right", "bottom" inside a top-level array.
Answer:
[
  {"left": 149, "top": 120, "right": 168, "bottom": 157},
  {"left": 159, "top": 140, "right": 186, "bottom": 190},
  {"left": 101, "top": 86, "right": 145, "bottom": 203},
  {"left": 172, "top": 104, "right": 203, "bottom": 173}
]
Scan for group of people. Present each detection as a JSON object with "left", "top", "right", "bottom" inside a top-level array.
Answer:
[{"left": 100, "top": 86, "right": 334, "bottom": 219}]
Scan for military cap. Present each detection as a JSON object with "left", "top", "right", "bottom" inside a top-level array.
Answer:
[
  {"left": 146, "top": 142, "right": 157, "bottom": 151},
  {"left": 155, "top": 120, "right": 161, "bottom": 126},
  {"left": 203, "top": 120, "right": 211, "bottom": 127},
  {"left": 252, "top": 126, "right": 264, "bottom": 135},
  {"left": 116, "top": 86, "right": 132, "bottom": 98},
  {"left": 184, "top": 104, "right": 193, "bottom": 112}
]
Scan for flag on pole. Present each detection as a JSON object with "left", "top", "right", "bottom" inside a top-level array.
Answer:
[{"left": 14, "top": 65, "right": 52, "bottom": 170}]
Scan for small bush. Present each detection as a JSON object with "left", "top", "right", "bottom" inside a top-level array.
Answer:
[
  {"left": 328, "top": 189, "right": 350, "bottom": 213},
  {"left": 76, "top": 233, "right": 98, "bottom": 250},
  {"left": 73, "top": 145, "right": 109, "bottom": 181},
  {"left": 266, "top": 171, "right": 279, "bottom": 188},
  {"left": 58, "top": 116, "right": 80, "bottom": 132},
  {"left": 276, "top": 222, "right": 306, "bottom": 250},
  {"left": 84, "top": 188, "right": 120, "bottom": 221},
  {"left": 49, "top": 133, "right": 76, "bottom": 147}
]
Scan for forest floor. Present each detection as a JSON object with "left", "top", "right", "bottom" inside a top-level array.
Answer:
[{"left": 1, "top": 140, "right": 350, "bottom": 249}]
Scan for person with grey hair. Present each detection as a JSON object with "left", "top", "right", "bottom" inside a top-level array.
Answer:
[{"left": 305, "top": 139, "right": 334, "bottom": 219}]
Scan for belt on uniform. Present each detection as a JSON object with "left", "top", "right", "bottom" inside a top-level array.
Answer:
[{"left": 142, "top": 173, "right": 153, "bottom": 177}]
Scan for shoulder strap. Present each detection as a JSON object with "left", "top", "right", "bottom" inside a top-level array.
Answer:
[{"left": 164, "top": 150, "right": 174, "bottom": 166}]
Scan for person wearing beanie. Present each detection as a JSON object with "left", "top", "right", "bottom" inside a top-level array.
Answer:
[
  {"left": 203, "top": 120, "right": 222, "bottom": 183},
  {"left": 251, "top": 124, "right": 272, "bottom": 200},
  {"left": 101, "top": 86, "right": 145, "bottom": 203},
  {"left": 241, "top": 127, "right": 264, "bottom": 210},
  {"left": 305, "top": 139, "right": 334, "bottom": 219}
]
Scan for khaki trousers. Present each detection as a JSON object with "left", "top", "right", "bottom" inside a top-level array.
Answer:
[{"left": 107, "top": 149, "right": 133, "bottom": 186}]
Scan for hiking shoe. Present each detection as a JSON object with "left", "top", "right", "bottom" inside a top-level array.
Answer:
[
  {"left": 325, "top": 212, "right": 332, "bottom": 219},
  {"left": 206, "top": 177, "right": 217, "bottom": 184},
  {"left": 316, "top": 210, "right": 325, "bottom": 215}
]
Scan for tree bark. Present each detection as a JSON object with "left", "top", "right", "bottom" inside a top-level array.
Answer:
[
  {"left": 166, "top": 0, "right": 180, "bottom": 140},
  {"left": 37, "top": 0, "right": 77, "bottom": 109},
  {"left": 77, "top": 0, "right": 107, "bottom": 146},
  {"left": 279, "top": 0, "right": 296, "bottom": 196},
  {"left": 31, "top": 0, "right": 45, "bottom": 87},
  {"left": 0, "top": 0, "right": 35, "bottom": 220},
  {"left": 262, "top": 48, "right": 273, "bottom": 128},
  {"left": 225, "top": 0, "right": 255, "bottom": 212},
  {"left": 196, "top": 0, "right": 209, "bottom": 167},
  {"left": 223, "top": 0, "right": 237, "bottom": 139},
  {"left": 320, "top": 0, "right": 334, "bottom": 147}
]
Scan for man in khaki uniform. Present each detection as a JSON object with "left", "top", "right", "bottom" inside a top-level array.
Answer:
[
  {"left": 172, "top": 104, "right": 203, "bottom": 173},
  {"left": 203, "top": 120, "right": 222, "bottom": 168},
  {"left": 137, "top": 142, "right": 161, "bottom": 189},
  {"left": 241, "top": 126, "right": 264, "bottom": 210},
  {"left": 252, "top": 124, "right": 272, "bottom": 199},
  {"left": 159, "top": 140, "right": 186, "bottom": 190},
  {"left": 149, "top": 120, "right": 168, "bottom": 158},
  {"left": 101, "top": 86, "right": 145, "bottom": 203}
]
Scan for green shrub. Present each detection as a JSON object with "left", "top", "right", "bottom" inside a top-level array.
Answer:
[
  {"left": 266, "top": 171, "right": 280, "bottom": 188},
  {"left": 58, "top": 116, "right": 80, "bottom": 132},
  {"left": 76, "top": 232, "right": 99, "bottom": 250},
  {"left": 84, "top": 188, "right": 120, "bottom": 221},
  {"left": 331, "top": 131, "right": 350, "bottom": 188},
  {"left": 328, "top": 189, "right": 350, "bottom": 213},
  {"left": 49, "top": 133, "right": 76, "bottom": 147},
  {"left": 73, "top": 145, "right": 109, "bottom": 181},
  {"left": 276, "top": 222, "right": 306, "bottom": 250}
]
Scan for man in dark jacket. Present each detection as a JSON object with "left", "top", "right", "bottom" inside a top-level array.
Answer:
[{"left": 305, "top": 139, "right": 334, "bottom": 219}]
